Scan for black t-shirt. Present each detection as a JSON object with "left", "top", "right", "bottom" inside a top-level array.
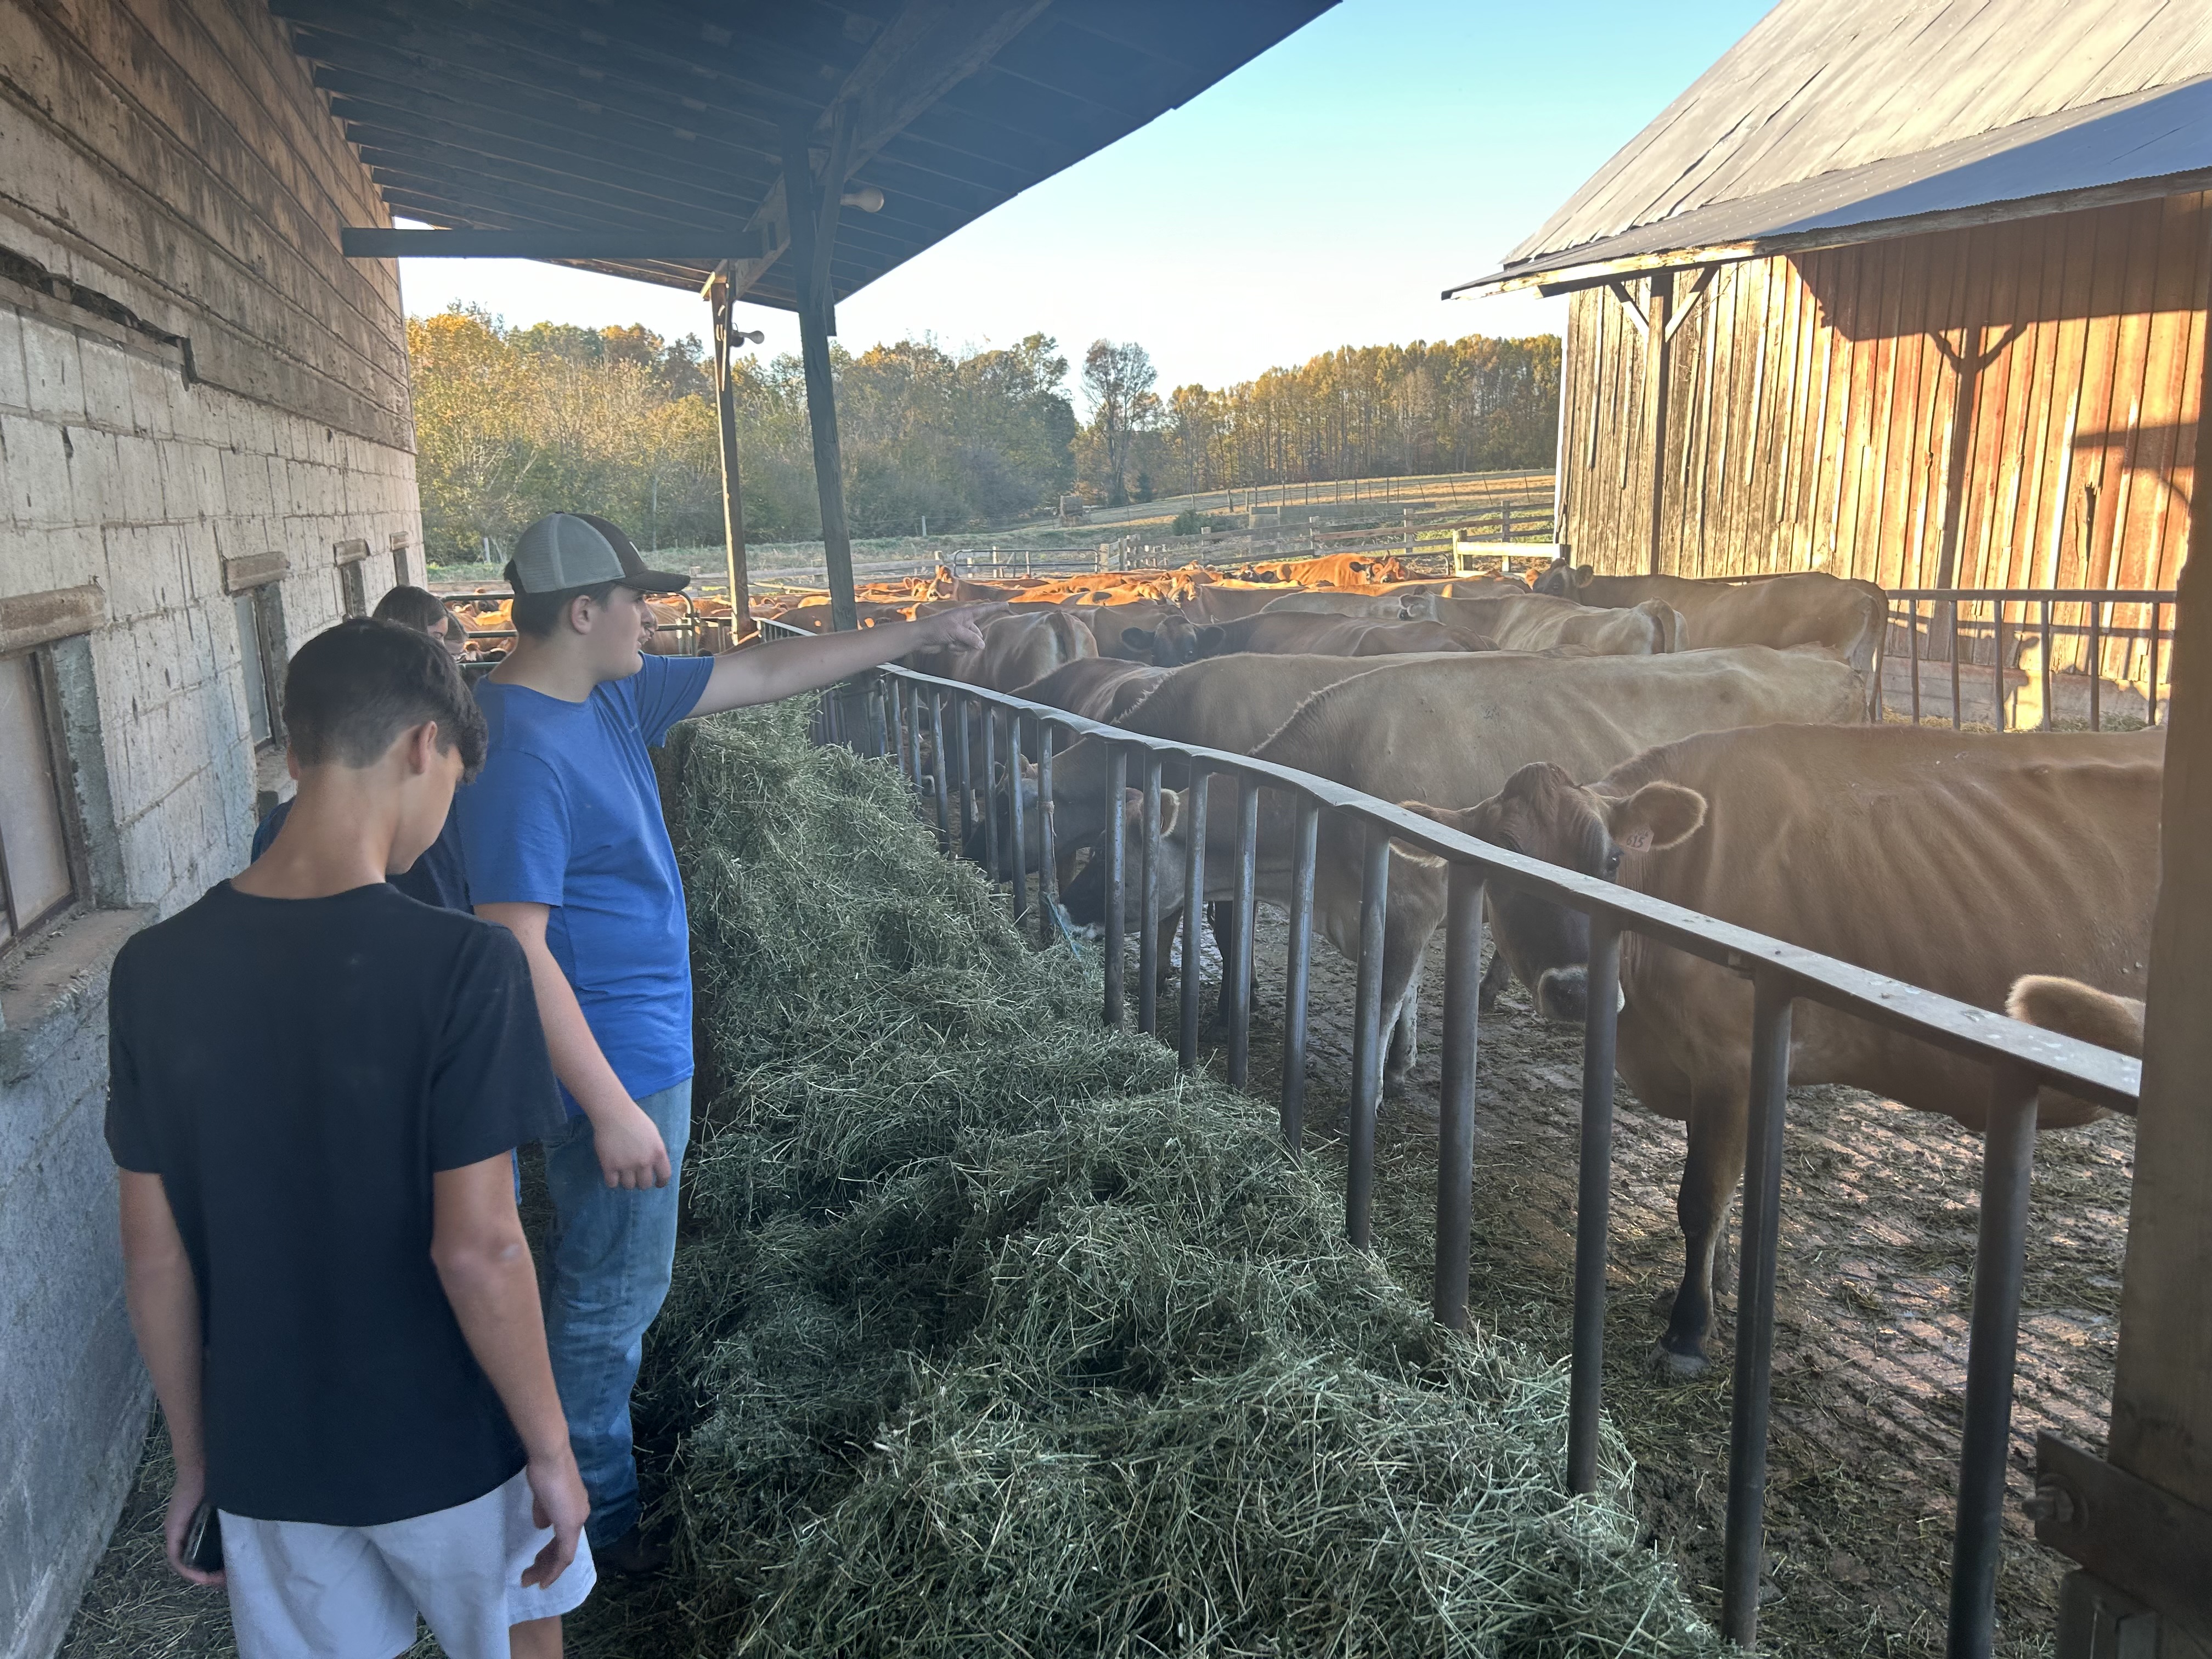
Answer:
[
  {"left": 252, "top": 798, "right": 470, "bottom": 912},
  {"left": 105, "top": 881, "right": 566, "bottom": 1525}
]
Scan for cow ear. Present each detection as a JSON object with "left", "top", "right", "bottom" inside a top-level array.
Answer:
[
  {"left": 1122, "top": 628, "right": 1155, "bottom": 650},
  {"left": 1197, "top": 626, "right": 1227, "bottom": 653},
  {"left": 1606, "top": 782, "right": 1706, "bottom": 855},
  {"left": 1574, "top": 564, "right": 1595, "bottom": 585},
  {"left": 1158, "top": 790, "right": 1182, "bottom": 838}
]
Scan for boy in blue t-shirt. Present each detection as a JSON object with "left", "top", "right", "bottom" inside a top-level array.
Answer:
[{"left": 458, "top": 512, "right": 984, "bottom": 1570}]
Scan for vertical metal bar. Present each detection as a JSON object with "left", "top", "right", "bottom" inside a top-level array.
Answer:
[
  {"left": 2089, "top": 600, "right": 2104, "bottom": 731},
  {"left": 1945, "top": 1064, "right": 2040, "bottom": 1659},
  {"left": 1949, "top": 599, "right": 1964, "bottom": 731},
  {"left": 1227, "top": 776, "right": 1260, "bottom": 1089},
  {"left": 2147, "top": 599, "right": 2163, "bottom": 726},
  {"left": 954, "top": 695, "right": 973, "bottom": 853},
  {"left": 1139, "top": 753, "right": 1163, "bottom": 1036},
  {"left": 1566, "top": 916, "right": 1623, "bottom": 1494},
  {"left": 891, "top": 681, "right": 911, "bottom": 781},
  {"left": 1345, "top": 822, "right": 1391, "bottom": 1249},
  {"left": 930, "top": 690, "right": 950, "bottom": 847},
  {"left": 1008, "top": 710, "right": 1029, "bottom": 922},
  {"left": 2039, "top": 601, "right": 2053, "bottom": 731},
  {"left": 1280, "top": 799, "right": 1319, "bottom": 1153},
  {"left": 1177, "top": 766, "right": 1210, "bottom": 1070},
  {"left": 1036, "top": 720, "right": 1058, "bottom": 947},
  {"left": 1910, "top": 599, "right": 1923, "bottom": 724},
  {"left": 1432, "top": 862, "right": 1485, "bottom": 1330},
  {"left": 907, "top": 678, "right": 925, "bottom": 783},
  {"left": 1722, "top": 968, "right": 1795, "bottom": 1650},
  {"left": 982, "top": 705, "right": 1000, "bottom": 884},
  {"left": 1104, "top": 746, "right": 1128, "bottom": 1028},
  {"left": 1991, "top": 603, "right": 2006, "bottom": 731}
]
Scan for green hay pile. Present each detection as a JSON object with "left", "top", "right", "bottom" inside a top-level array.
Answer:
[{"left": 647, "top": 702, "right": 1719, "bottom": 1657}]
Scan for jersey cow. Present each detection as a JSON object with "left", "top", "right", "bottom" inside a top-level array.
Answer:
[
  {"left": 1211, "top": 612, "right": 1484, "bottom": 658},
  {"left": 1536, "top": 562, "right": 1885, "bottom": 696},
  {"left": 1429, "top": 592, "right": 1682, "bottom": 655},
  {"left": 912, "top": 608, "right": 1096, "bottom": 692},
  {"left": 1411, "top": 724, "right": 2163, "bottom": 1375},
  {"left": 1073, "top": 648, "right": 1866, "bottom": 1082}
]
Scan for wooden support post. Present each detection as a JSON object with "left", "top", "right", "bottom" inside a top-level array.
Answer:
[
  {"left": 2064, "top": 326, "right": 2212, "bottom": 1650},
  {"left": 783, "top": 121, "right": 856, "bottom": 633},
  {"left": 1643, "top": 270, "right": 1672, "bottom": 577},
  {"left": 706, "top": 270, "right": 752, "bottom": 635}
]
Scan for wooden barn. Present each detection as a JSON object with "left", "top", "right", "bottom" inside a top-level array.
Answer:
[{"left": 1447, "top": 0, "right": 2212, "bottom": 606}]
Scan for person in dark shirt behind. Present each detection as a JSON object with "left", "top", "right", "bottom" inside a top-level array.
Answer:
[
  {"left": 109, "top": 617, "right": 589, "bottom": 1656},
  {"left": 251, "top": 584, "right": 471, "bottom": 909}
]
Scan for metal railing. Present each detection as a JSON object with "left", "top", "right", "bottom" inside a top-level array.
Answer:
[
  {"left": 764, "top": 620, "right": 2140, "bottom": 1657},
  {"left": 1886, "top": 588, "right": 2177, "bottom": 731}
]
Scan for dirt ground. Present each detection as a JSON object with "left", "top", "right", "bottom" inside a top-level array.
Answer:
[
  {"left": 1201, "top": 905, "right": 2129, "bottom": 1659},
  {"left": 59, "top": 898, "right": 2128, "bottom": 1659}
]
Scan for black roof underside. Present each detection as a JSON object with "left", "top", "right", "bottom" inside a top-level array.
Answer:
[{"left": 279, "top": 0, "right": 1334, "bottom": 308}]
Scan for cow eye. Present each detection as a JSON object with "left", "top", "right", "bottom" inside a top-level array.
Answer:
[{"left": 1604, "top": 849, "right": 1623, "bottom": 875}]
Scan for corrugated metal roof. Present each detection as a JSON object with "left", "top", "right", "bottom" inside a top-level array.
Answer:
[
  {"left": 1448, "top": 0, "right": 2212, "bottom": 296},
  {"left": 282, "top": 0, "right": 1335, "bottom": 308}
]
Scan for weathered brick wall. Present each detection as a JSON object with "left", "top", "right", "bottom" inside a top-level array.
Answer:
[{"left": 0, "top": 3, "right": 419, "bottom": 1652}]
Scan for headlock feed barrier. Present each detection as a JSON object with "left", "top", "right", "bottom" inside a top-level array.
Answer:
[{"left": 760, "top": 618, "right": 2143, "bottom": 1658}]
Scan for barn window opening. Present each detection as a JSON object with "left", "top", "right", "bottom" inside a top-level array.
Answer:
[
  {"left": 0, "top": 648, "right": 82, "bottom": 955},
  {"left": 234, "top": 585, "right": 287, "bottom": 750}
]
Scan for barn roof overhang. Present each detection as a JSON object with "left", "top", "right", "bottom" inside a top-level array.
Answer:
[
  {"left": 290, "top": 0, "right": 1335, "bottom": 309},
  {"left": 1448, "top": 66, "right": 2212, "bottom": 300}
]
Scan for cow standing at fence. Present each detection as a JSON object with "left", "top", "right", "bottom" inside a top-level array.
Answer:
[{"left": 1410, "top": 723, "right": 2163, "bottom": 1374}]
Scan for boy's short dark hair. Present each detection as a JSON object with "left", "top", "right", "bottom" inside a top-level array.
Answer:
[
  {"left": 372, "top": 584, "right": 462, "bottom": 641},
  {"left": 503, "top": 562, "right": 621, "bottom": 640},
  {"left": 283, "top": 619, "right": 487, "bottom": 774}
]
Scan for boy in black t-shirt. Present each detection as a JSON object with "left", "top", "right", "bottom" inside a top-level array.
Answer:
[{"left": 108, "top": 619, "right": 591, "bottom": 1658}]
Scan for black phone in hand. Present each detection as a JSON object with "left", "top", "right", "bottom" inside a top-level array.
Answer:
[{"left": 183, "top": 1500, "right": 223, "bottom": 1573}]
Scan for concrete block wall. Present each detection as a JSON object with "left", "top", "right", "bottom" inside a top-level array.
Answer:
[{"left": 0, "top": 2, "right": 421, "bottom": 1653}]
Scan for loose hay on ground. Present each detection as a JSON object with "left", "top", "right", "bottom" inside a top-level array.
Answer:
[{"left": 639, "top": 702, "right": 1722, "bottom": 1656}]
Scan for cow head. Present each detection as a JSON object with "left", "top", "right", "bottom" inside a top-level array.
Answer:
[
  {"left": 1121, "top": 618, "right": 1228, "bottom": 668},
  {"left": 1403, "top": 763, "right": 1705, "bottom": 1023},
  {"left": 1060, "top": 787, "right": 1178, "bottom": 927},
  {"left": 1531, "top": 559, "right": 1594, "bottom": 599}
]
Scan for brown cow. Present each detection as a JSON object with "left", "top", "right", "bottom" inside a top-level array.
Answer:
[
  {"left": 1080, "top": 648, "right": 1868, "bottom": 1082},
  {"left": 1429, "top": 592, "right": 1681, "bottom": 654},
  {"left": 1212, "top": 613, "right": 1480, "bottom": 658},
  {"left": 1536, "top": 563, "right": 1884, "bottom": 693},
  {"left": 912, "top": 608, "right": 1096, "bottom": 691},
  {"left": 1415, "top": 723, "right": 2163, "bottom": 1374},
  {"left": 2007, "top": 975, "right": 2145, "bottom": 1056},
  {"left": 1007, "top": 656, "right": 1166, "bottom": 724}
]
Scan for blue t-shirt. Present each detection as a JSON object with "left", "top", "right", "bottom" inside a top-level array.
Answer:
[
  {"left": 455, "top": 653, "right": 714, "bottom": 1115},
  {"left": 252, "top": 799, "right": 471, "bottom": 913}
]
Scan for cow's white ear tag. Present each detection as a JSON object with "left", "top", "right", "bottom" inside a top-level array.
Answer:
[{"left": 1618, "top": 827, "right": 1654, "bottom": 855}]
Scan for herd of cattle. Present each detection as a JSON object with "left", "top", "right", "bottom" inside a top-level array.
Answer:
[{"left": 761, "top": 553, "right": 2160, "bottom": 1375}]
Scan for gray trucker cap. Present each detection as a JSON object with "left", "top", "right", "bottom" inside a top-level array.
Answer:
[{"left": 510, "top": 512, "right": 687, "bottom": 595}]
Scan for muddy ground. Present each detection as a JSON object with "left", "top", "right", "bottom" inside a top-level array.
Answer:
[{"left": 60, "top": 898, "right": 2128, "bottom": 1659}]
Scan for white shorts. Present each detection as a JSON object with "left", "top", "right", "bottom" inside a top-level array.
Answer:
[{"left": 220, "top": 1469, "right": 596, "bottom": 1659}]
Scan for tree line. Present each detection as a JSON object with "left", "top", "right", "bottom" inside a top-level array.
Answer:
[{"left": 408, "top": 306, "right": 1560, "bottom": 563}]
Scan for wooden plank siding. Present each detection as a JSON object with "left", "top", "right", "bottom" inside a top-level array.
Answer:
[{"left": 1559, "top": 193, "right": 2211, "bottom": 599}]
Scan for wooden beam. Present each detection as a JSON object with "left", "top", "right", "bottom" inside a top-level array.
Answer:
[
  {"left": 2106, "top": 230, "right": 2212, "bottom": 1515},
  {"left": 706, "top": 272, "right": 753, "bottom": 633},
  {"left": 782, "top": 123, "right": 857, "bottom": 633},
  {"left": 1644, "top": 270, "right": 1673, "bottom": 577},
  {"left": 1663, "top": 265, "right": 1716, "bottom": 342},
  {"left": 341, "top": 227, "right": 769, "bottom": 261}
]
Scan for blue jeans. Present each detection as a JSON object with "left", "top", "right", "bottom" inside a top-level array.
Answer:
[{"left": 540, "top": 1078, "right": 692, "bottom": 1547}]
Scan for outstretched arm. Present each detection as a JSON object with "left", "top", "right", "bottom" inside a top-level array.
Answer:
[{"left": 689, "top": 606, "right": 989, "bottom": 719}]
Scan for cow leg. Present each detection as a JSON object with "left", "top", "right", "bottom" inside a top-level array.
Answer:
[
  {"left": 1656, "top": 1084, "right": 1748, "bottom": 1377},
  {"left": 1209, "top": 901, "right": 1237, "bottom": 1028},
  {"left": 1477, "top": 948, "right": 1511, "bottom": 1012}
]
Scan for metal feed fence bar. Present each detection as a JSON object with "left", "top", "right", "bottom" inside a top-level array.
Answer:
[
  {"left": 1884, "top": 588, "right": 2176, "bottom": 731},
  {"left": 762, "top": 622, "right": 2138, "bottom": 1656}
]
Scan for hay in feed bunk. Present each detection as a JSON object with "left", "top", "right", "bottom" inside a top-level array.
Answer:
[{"left": 645, "top": 701, "right": 1719, "bottom": 1656}]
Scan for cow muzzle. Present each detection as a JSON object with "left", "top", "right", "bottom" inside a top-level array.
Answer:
[{"left": 1534, "top": 966, "right": 1624, "bottom": 1024}]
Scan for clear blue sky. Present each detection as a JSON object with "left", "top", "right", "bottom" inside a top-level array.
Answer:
[{"left": 396, "top": 0, "right": 1775, "bottom": 396}]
